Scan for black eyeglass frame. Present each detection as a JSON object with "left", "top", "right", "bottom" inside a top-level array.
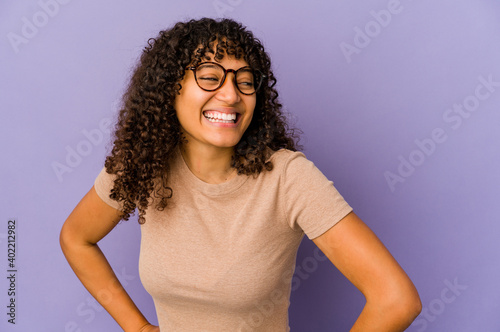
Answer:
[{"left": 185, "top": 62, "right": 266, "bottom": 95}]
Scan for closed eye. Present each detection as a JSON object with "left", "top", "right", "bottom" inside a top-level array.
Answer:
[{"left": 199, "top": 77, "right": 219, "bottom": 81}]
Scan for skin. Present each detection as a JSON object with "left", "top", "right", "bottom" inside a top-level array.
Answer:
[
  {"left": 313, "top": 212, "right": 422, "bottom": 330},
  {"left": 60, "top": 53, "right": 421, "bottom": 331},
  {"left": 174, "top": 55, "right": 256, "bottom": 184},
  {"left": 60, "top": 185, "right": 157, "bottom": 332}
]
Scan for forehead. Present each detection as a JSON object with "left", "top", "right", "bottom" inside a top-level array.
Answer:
[
  {"left": 201, "top": 56, "right": 249, "bottom": 69},
  {"left": 192, "top": 39, "right": 248, "bottom": 66}
]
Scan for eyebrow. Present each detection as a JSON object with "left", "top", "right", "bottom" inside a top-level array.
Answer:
[
  {"left": 199, "top": 62, "right": 251, "bottom": 71},
  {"left": 199, "top": 63, "right": 220, "bottom": 69}
]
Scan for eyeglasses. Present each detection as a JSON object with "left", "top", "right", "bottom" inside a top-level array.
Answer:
[{"left": 185, "top": 62, "right": 265, "bottom": 95}]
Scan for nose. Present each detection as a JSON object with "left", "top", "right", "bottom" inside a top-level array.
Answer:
[{"left": 215, "top": 73, "right": 241, "bottom": 104}]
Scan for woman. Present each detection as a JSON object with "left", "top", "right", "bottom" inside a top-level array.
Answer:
[{"left": 60, "top": 18, "right": 421, "bottom": 331}]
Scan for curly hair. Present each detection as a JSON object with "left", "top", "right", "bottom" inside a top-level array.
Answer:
[{"left": 104, "top": 17, "right": 301, "bottom": 224}]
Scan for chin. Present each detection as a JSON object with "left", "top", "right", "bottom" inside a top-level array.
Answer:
[
  {"left": 210, "top": 138, "right": 242, "bottom": 149},
  {"left": 214, "top": 142, "right": 240, "bottom": 149}
]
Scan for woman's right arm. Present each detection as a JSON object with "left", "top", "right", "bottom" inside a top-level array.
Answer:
[{"left": 59, "top": 186, "right": 159, "bottom": 332}]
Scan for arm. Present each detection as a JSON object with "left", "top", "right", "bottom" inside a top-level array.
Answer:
[
  {"left": 59, "top": 186, "right": 159, "bottom": 332},
  {"left": 312, "top": 212, "right": 422, "bottom": 331}
]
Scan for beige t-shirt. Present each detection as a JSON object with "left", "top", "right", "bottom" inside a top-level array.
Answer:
[{"left": 94, "top": 147, "right": 353, "bottom": 331}]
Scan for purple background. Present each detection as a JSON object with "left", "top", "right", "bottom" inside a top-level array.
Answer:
[{"left": 1, "top": 0, "right": 499, "bottom": 331}]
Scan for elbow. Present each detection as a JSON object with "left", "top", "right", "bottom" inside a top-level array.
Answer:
[
  {"left": 367, "top": 282, "right": 422, "bottom": 327},
  {"left": 59, "top": 220, "right": 96, "bottom": 256},
  {"left": 401, "top": 282, "right": 422, "bottom": 321},
  {"left": 411, "top": 292, "right": 423, "bottom": 317},
  {"left": 412, "top": 294, "right": 423, "bottom": 320},
  {"left": 400, "top": 293, "right": 422, "bottom": 323},
  {"left": 59, "top": 222, "right": 71, "bottom": 254},
  {"left": 59, "top": 221, "right": 81, "bottom": 255},
  {"left": 384, "top": 286, "right": 422, "bottom": 326}
]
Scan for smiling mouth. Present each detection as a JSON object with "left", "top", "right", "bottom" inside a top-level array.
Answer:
[{"left": 203, "top": 111, "right": 240, "bottom": 124}]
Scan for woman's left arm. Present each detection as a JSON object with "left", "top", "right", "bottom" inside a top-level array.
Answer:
[{"left": 312, "top": 211, "right": 422, "bottom": 331}]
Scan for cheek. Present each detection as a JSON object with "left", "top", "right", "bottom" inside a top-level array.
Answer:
[
  {"left": 174, "top": 84, "right": 203, "bottom": 117},
  {"left": 251, "top": 99, "right": 257, "bottom": 112},
  {"left": 246, "top": 96, "right": 257, "bottom": 114},
  {"left": 247, "top": 99, "right": 257, "bottom": 121}
]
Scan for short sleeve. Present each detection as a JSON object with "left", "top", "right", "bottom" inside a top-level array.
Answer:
[
  {"left": 94, "top": 167, "right": 125, "bottom": 212},
  {"left": 281, "top": 151, "right": 353, "bottom": 240}
]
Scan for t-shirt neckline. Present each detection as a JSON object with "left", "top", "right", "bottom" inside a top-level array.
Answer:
[{"left": 174, "top": 146, "right": 249, "bottom": 196}]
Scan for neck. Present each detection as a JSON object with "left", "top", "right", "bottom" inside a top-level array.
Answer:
[{"left": 179, "top": 143, "right": 237, "bottom": 184}]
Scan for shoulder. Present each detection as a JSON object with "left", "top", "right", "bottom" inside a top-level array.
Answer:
[
  {"left": 95, "top": 166, "right": 118, "bottom": 189},
  {"left": 266, "top": 148, "right": 312, "bottom": 175},
  {"left": 267, "top": 148, "right": 306, "bottom": 165},
  {"left": 94, "top": 166, "right": 125, "bottom": 212}
]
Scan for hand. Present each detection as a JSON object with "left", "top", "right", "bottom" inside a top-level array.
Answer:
[{"left": 139, "top": 324, "right": 160, "bottom": 332}]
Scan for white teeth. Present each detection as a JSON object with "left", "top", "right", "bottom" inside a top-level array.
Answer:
[
  {"left": 207, "top": 118, "right": 233, "bottom": 123},
  {"left": 203, "top": 111, "right": 237, "bottom": 123}
]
